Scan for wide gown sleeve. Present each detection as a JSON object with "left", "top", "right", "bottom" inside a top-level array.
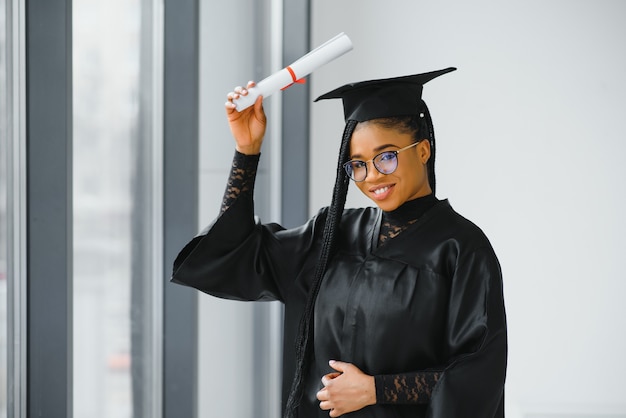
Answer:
[
  {"left": 425, "top": 244, "right": 507, "bottom": 417},
  {"left": 371, "top": 210, "right": 505, "bottom": 414},
  {"left": 374, "top": 242, "right": 507, "bottom": 418},
  {"left": 373, "top": 243, "right": 506, "bottom": 414},
  {"left": 171, "top": 150, "right": 322, "bottom": 303}
]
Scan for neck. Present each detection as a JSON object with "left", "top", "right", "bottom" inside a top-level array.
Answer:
[
  {"left": 378, "top": 194, "right": 438, "bottom": 245},
  {"left": 384, "top": 193, "right": 437, "bottom": 222}
]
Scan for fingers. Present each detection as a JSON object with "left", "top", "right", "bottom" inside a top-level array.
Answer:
[
  {"left": 253, "top": 95, "right": 265, "bottom": 121},
  {"left": 320, "top": 360, "right": 349, "bottom": 389},
  {"left": 329, "top": 359, "right": 351, "bottom": 373},
  {"left": 318, "top": 401, "right": 337, "bottom": 417},
  {"left": 225, "top": 88, "right": 246, "bottom": 111},
  {"left": 317, "top": 392, "right": 339, "bottom": 417},
  {"left": 318, "top": 361, "right": 374, "bottom": 415},
  {"left": 224, "top": 81, "right": 256, "bottom": 112},
  {"left": 316, "top": 386, "right": 327, "bottom": 401},
  {"left": 319, "top": 401, "right": 339, "bottom": 417},
  {"left": 319, "top": 400, "right": 340, "bottom": 418},
  {"left": 225, "top": 94, "right": 236, "bottom": 111},
  {"left": 317, "top": 369, "right": 341, "bottom": 415},
  {"left": 321, "top": 372, "right": 341, "bottom": 387}
]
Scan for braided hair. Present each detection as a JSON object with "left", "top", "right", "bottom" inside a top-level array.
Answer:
[
  {"left": 284, "top": 119, "right": 356, "bottom": 417},
  {"left": 285, "top": 100, "right": 436, "bottom": 417},
  {"left": 421, "top": 100, "right": 437, "bottom": 195}
]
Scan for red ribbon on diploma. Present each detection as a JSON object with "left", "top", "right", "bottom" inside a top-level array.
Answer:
[{"left": 281, "top": 66, "right": 306, "bottom": 90}]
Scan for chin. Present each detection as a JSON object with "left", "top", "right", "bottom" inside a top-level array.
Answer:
[{"left": 374, "top": 200, "right": 401, "bottom": 212}]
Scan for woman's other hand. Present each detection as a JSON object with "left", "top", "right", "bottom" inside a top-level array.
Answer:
[
  {"left": 225, "top": 81, "right": 267, "bottom": 155},
  {"left": 316, "top": 360, "right": 376, "bottom": 417}
]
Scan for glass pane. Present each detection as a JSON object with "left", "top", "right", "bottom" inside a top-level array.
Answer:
[
  {"left": 73, "top": 0, "right": 159, "bottom": 417},
  {"left": 0, "top": 0, "right": 9, "bottom": 416}
]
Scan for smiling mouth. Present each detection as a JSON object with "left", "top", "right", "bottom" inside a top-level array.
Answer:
[
  {"left": 373, "top": 186, "right": 390, "bottom": 196},
  {"left": 369, "top": 184, "right": 394, "bottom": 199}
]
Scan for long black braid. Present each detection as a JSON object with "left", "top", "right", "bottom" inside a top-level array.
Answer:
[
  {"left": 421, "top": 100, "right": 437, "bottom": 195},
  {"left": 284, "top": 119, "right": 357, "bottom": 418}
]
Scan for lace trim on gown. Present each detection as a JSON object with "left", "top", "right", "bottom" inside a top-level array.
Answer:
[
  {"left": 379, "top": 218, "right": 417, "bottom": 245},
  {"left": 378, "top": 193, "right": 437, "bottom": 246},
  {"left": 375, "top": 372, "right": 441, "bottom": 404},
  {"left": 220, "top": 151, "right": 260, "bottom": 214}
]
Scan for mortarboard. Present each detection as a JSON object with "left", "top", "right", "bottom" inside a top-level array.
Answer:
[{"left": 314, "top": 67, "right": 456, "bottom": 122}]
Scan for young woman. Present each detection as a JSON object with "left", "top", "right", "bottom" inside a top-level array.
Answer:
[{"left": 172, "top": 68, "right": 507, "bottom": 418}]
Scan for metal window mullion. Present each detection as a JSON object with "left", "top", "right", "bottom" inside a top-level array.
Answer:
[
  {"left": 6, "top": 0, "right": 27, "bottom": 417},
  {"left": 281, "top": 0, "right": 310, "bottom": 229},
  {"left": 267, "top": 1, "right": 284, "bottom": 416},
  {"left": 277, "top": 0, "right": 310, "bottom": 411},
  {"left": 25, "top": 0, "right": 73, "bottom": 416},
  {"left": 149, "top": 0, "right": 164, "bottom": 417},
  {"left": 163, "top": 0, "right": 199, "bottom": 417}
]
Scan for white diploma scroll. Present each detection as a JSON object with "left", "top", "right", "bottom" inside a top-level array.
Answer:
[{"left": 233, "top": 32, "right": 353, "bottom": 111}]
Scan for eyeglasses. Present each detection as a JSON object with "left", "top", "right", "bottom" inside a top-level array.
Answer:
[{"left": 343, "top": 141, "right": 422, "bottom": 182}]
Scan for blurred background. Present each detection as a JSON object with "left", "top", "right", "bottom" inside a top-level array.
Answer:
[{"left": 1, "top": 0, "right": 625, "bottom": 417}]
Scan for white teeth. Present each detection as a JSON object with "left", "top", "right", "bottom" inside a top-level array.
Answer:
[{"left": 373, "top": 186, "right": 389, "bottom": 195}]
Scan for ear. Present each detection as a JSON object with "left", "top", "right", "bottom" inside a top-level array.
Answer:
[{"left": 417, "top": 139, "right": 431, "bottom": 164}]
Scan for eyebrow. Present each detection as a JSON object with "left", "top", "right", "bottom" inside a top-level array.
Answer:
[{"left": 350, "top": 143, "right": 400, "bottom": 160}]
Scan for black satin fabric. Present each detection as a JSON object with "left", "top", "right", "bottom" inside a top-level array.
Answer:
[{"left": 172, "top": 198, "right": 507, "bottom": 418}]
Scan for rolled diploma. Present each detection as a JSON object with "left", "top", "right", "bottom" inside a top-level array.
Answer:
[{"left": 234, "top": 32, "right": 353, "bottom": 111}]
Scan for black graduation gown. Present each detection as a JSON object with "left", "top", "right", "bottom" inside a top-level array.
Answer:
[{"left": 172, "top": 196, "right": 507, "bottom": 418}]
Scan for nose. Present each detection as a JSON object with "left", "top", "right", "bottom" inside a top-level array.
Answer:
[{"left": 364, "top": 160, "right": 385, "bottom": 182}]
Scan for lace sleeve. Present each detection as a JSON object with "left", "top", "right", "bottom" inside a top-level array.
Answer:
[
  {"left": 374, "top": 371, "right": 441, "bottom": 405},
  {"left": 220, "top": 150, "right": 260, "bottom": 214}
]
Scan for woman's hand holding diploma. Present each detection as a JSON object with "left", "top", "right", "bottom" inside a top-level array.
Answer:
[
  {"left": 225, "top": 81, "right": 267, "bottom": 155},
  {"left": 231, "top": 33, "right": 352, "bottom": 112}
]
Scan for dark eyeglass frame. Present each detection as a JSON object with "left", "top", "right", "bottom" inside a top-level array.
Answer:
[{"left": 343, "top": 140, "right": 423, "bottom": 182}]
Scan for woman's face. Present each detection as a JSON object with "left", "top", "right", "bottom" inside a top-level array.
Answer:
[{"left": 349, "top": 122, "right": 432, "bottom": 212}]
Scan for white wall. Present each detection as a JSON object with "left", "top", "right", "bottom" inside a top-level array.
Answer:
[{"left": 310, "top": 1, "right": 626, "bottom": 417}]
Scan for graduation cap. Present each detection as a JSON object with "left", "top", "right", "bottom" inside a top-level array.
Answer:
[{"left": 315, "top": 67, "right": 456, "bottom": 122}]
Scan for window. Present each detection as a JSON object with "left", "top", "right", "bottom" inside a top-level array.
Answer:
[
  {"left": 72, "top": 0, "right": 162, "bottom": 416},
  {"left": 1, "top": 0, "right": 10, "bottom": 415}
]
